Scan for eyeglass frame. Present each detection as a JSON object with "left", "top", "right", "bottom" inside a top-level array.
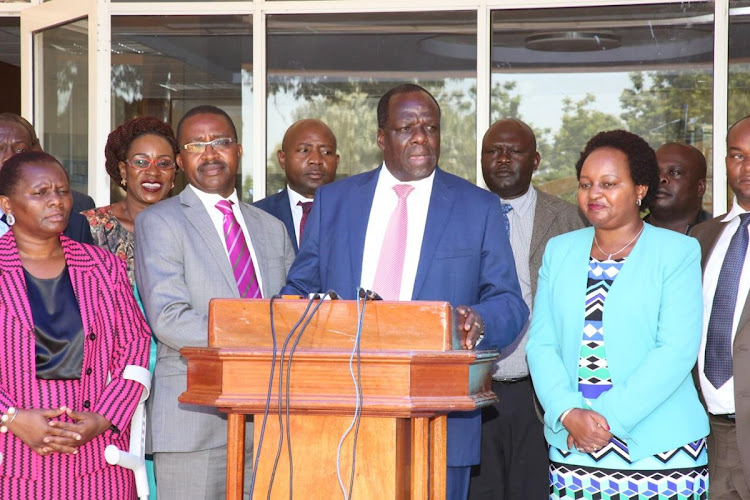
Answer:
[
  {"left": 181, "top": 137, "right": 236, "bottom": 154},
  {"left": 126, "top": 156, "right": 177, "bottom": 170}
]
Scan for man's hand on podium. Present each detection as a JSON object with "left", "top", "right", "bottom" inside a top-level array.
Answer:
[{"left": 455, "top": 305, "right": 485, "bottom": 350}]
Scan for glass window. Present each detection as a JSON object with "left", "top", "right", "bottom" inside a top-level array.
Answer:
[
  {"left": 0, "top": 18, "right": 21, "bottom": 115},
  {"left": 265, "top": 11, "right": 477, "bottom": 196},
  {"left": 36, "top": 19, "right": 89, "bottom": 196},
  {"left": 491, "top": 3, "right": 714, "bottom": 206},
  {"left": 111, "top": 15, "right": 252, "bottom": 201},
  {"left": 730, "top": 3, "right": 750, "bottom": 127}
]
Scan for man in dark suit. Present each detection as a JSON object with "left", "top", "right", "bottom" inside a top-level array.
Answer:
[
  {"left": 469, "top": 118, "right": 586, "bottom": 500},
  {"left": 644, "top": 142, "right": 711, "bottom": 234},
  {"left": 254, "top": 118, "right": 339, "bottom": 253},
  {"left": 135, "top": 105, "right": 295, "bottom": 500},
  {"left": 691, "top": 115, "right": 750, "bottom": 500},
  {"left": 281, "top": 84, "right": 528, "bottom": 500},
  {"left": 0, "top": 114, "right": 94, "bottom": 243}
]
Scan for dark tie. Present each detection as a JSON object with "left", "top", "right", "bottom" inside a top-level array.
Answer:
[
  {"left": 297, "top": 201, "right": 313, "bottom": 241},
  {"left": 705, "top": 212, "right": 750, "bottom": 389},
  {"left": 0, "top": 213, "right": 6, "bottom": 225},
  {"left": 215, "top": 200, "right": 261, "bottom": 298},
  {"left": 501, "top": 203, "right": 513, "bottom": 237}
]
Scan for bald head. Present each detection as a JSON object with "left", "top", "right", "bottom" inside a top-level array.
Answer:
[
  {"left": 651, "top": 142, "right": 707, "bottom": 221},
  {"left": 278, "top": 119, "right": 339, "bottom": 199},
  {"left": 481, "top": 118, "right": 540, "bottom": 199}
]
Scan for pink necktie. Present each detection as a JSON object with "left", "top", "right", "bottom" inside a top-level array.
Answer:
[
  {"left": 215, "top": 199, "right": 261, "bottom": 298},
  {"left": 372, "top": 184, "right": 415, "bottom": 300},
  {"left": 297, "top": 201, "right": 313, "bottom": 240}
]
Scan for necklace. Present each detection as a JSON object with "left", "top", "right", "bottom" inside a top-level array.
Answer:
[{"left": 594, "top": 222, "right": 645, "bottom": 260}]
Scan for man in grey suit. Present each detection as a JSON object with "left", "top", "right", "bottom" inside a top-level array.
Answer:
[
  {"left": 691, "top": 114, "right": 750, "bottom": 500},
  {"left": 469, "top": 118, "right": 586, "bottom": 500},
  {"left": 135, "top": 105, "right": 295, "bottom": 500}
]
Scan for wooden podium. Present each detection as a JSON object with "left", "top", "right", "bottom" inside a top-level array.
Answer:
[{"left": 180, "top": 299, "right": 498, "bottom": 500}]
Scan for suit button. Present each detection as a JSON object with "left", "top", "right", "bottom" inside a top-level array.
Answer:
[
  {"left": 85, "top": 368, "right": 92, "bottom": 375},
  {"left": 83, "top": 400, "right": 90, "bottom": 409},
  {"left": 89, "top": 333, "right": 96, "bottom": 341}
]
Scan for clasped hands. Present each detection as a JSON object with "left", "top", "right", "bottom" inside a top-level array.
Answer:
[
  {"left": 9, "top": 406, "right": 112, "bottom": 456},
  {"left": 456, "top": 305, "right": 485, "bottom": 350},
  {"left": 563, "top": 408, "right": 613, "bottom": 454}
]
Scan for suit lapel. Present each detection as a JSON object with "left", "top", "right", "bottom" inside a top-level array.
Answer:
[
  {"left": 0, "top": 233, "right": 34, "bottom": 334},
  {"left": 278, "top": 190, "right": 298, "bottom": 253},
  {"left": 62, "top": 237, "right": 94, "bottom": 335},
  {"left": 530, "top": 193, "right": 555, "bottom": 264},
  {"left": 180, "top": 188, "right": 239, "bottom": 297},
  {"left": 413, "top": 168, "right": 456, "bottom": 298},
  {"left": 348, "top": 168, "right": 379, "bottom": 286},
  {"left": 238, "top": 202, "right": 274, "bottom": 298}
]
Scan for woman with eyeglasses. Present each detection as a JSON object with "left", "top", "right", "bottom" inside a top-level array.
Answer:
[
  {"left": 0, "top": 151, "right": 150, "bottom": 499},
  {"left": 83, "top": 116, "right": 178, "bottom": 499},
  {"left": 83, "top": 117, "right": 178, "bottom": 285}
]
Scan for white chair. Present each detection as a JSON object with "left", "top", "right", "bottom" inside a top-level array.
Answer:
[{"left": 104, "top": 365, "right": 152, "bottom": 500}]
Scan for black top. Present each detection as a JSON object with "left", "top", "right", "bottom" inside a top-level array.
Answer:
[{"left": 25, "top": 266, "right": 84, "bottom": 380}]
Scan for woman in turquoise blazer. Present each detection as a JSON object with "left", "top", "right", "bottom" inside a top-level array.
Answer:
[{"left": 526, "top": 130, "right": 709, "bottom": 500}]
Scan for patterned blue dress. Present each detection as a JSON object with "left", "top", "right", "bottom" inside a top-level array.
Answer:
[{"left": 548, "top": 257, "right": 708, "bottom": 500}]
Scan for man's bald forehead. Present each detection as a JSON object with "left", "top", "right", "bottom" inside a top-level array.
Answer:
[
  {"left": 281, "top": 119, "right": 336, "bottom": 151},
  {"left": 484, "top": 118, "right": 537, "bottom": 150},
  {"left": 657, "top": 142, "right": 707, "bottom": 178}
]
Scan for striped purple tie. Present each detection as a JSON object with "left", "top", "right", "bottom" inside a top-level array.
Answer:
[{"left": 215, "top": 199, "right": 261, "bottom": 298}]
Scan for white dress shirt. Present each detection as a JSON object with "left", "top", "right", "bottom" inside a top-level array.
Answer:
[
  {"left": 189, "top": 184, "right": 265, "bottom": 296},
  {"left": 360, "top": 164, "right": 435, "bottom": 301},
  {"left": 286, "top": 185, "right": 313, "bottom": 248},
  {"left": 699, "top": 198, "right": 750, "bottom": 414},
  {"left": 493, "top": 187, "right": 536, "bottom": 379}
]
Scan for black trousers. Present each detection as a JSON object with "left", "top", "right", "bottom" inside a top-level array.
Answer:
[{"left": 467, "top": 378, "right": 549, "bottom": 500}]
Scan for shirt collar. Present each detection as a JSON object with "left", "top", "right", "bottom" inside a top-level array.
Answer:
[
  {"left": 379, "top": 162, "right": 436, "bottom": 191},
  {"left": 500, "top": 185, "right": 536, "bottom": 216},
  {"left": 286, "top": 185, "right": 312, "bottom": 206},
  {"left": 722, "top": 196, "right": 750, "bottom": 223},
  {"left": 189, "top": 184, "right": 240, "bottom": 207}
]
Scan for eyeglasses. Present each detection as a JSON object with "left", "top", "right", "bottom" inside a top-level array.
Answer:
[
  {"left": 127, "top": 157, "right": 176, "bottom": 170},
  {"left": 181, "top": 137, "right": 235, "bottom": 154}
]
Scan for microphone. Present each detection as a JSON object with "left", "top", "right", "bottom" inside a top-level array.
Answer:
[{"left": 357, "top": 288, "right": 382, "bottom": 301}]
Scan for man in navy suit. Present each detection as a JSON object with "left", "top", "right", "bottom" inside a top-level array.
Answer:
[
  {"left": 281, "top": 84, "right": 528, "bottom": 500},
  {"left": 254, "top": 119, "right": 339, "bottom": 253}
]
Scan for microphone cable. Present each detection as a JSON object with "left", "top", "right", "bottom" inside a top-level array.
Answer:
[
  {"left": 282, "top": 291, "right": 331, "bottom": 499},
  {"left": 266, "top": 294, "right": 317, "bottom": 500},
  {"left": 335, "top": 288, "right": 367, "bottom": 499},
  {"left": 248, "top": 294, "right": 281, "bottom": 499}
]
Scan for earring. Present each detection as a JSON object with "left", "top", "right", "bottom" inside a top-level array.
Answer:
[
  {"left": 121, "top": 179, "right": 127, "bottom": 188},
  {"left": 636, "top": 198, "right": 642, "bottom": 207},
  {"left": 5, "top": 213, "right": 15, "bottom": 226}
]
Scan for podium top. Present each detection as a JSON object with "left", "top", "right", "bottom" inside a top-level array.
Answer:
[{"left": 208, "top": 298, "right": 459, "bottom": 351}]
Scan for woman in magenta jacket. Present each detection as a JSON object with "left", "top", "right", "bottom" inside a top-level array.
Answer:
[{"left": 0, "top": 151, "right": 150, "bottom": 499}]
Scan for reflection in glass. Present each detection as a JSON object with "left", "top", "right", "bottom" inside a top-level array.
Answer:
[
  {"left": 111, "top": 15, "right": 252, "bottom": 201},
  {"left": 491, "top": 4, "right": 714, "bottom": 205},
  {"left": 265, "top": 12, "right": 477, "bottom": 195},
  {"left": 0, "top": 18, "right": 21, "bottom": 114},
  {"left": 729, "top": 3, "right": 750, "bottom": 125},
  {"left": 36, "top": 19, "right": 89, "bottom": 195}
]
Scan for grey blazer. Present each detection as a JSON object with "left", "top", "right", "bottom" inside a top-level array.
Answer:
[
  {"left": 529, "top": 190, "right": 588, "bottom": 299},
  {"left": 134, "top": 186, "right": 295, "bottom": 453}
]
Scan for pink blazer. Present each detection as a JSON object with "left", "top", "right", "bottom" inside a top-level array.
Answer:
[{"left": 0, "top": 232, "right": 150, "bottom": 480}]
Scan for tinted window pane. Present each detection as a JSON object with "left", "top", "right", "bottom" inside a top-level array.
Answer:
[
  {"left": 111, "top": 15, "right": 252, "bottom": 201},
  {"left": 266, "top": 11, "right": 477, "bottom": 195},
  {"left": 491, "top": 3, "right": 714, "bottom": 206}
]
